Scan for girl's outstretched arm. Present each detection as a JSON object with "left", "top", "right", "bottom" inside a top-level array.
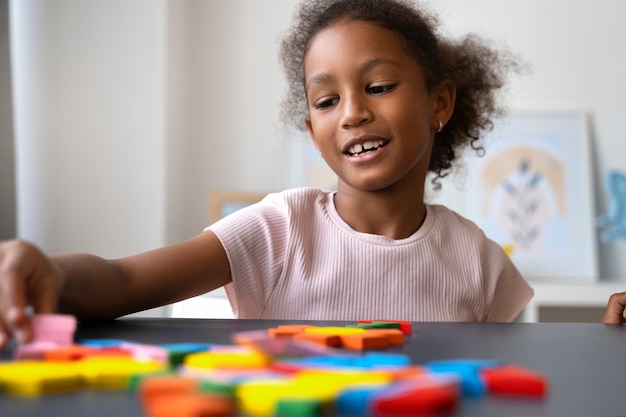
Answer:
[
  {"left": 602, "top": 291, "right": 626, "bottom": 324},
  {"left": 0, "top": 231, "right": 230, "bottom": 347}
]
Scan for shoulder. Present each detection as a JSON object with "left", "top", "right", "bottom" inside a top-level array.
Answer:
[
  {"left": 209, "top": 187, "right": 329, "bottom": 229},
  {"left": 260, "top": 187, "right": 331, "bottom": 217},
  {"left": 427, "top": 204, "right": 485, "bottom": 236},
  {"left": 425, "top": 204, "right": 502, "bottom": 255},
  {"left": 265, "top": 187, "right": 329, "bottom": 206}
]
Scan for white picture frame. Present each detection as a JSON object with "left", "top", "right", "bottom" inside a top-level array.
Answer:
[{"left": 432, "top": 111, "right": 598, "bottom": 283}]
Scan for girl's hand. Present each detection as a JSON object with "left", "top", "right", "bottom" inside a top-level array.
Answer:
[
  {"left": 0, "top": 240, "right": 62, "bottom": 348},
  {"left": 602, "top": 291, "right": 626, "bottom": 324}
]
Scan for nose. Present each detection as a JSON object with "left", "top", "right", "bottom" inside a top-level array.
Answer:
[{"left": 340, "top": 93, "right": 372, "bottom": 128}]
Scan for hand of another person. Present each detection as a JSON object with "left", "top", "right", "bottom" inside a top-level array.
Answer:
[
  {"left": 602, "top": 291, "right": 626, "bottom": 324},
  {"left": 0, "top": 240, "right": 62, "bottom": 348}
]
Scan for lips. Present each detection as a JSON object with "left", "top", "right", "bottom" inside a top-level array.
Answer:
[{"left": 344, "top": 137, "right": 389, "bottom": 157}]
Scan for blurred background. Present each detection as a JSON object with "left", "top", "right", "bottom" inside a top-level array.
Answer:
[{"left": 1, "top": 0, "right": 625, "bottom": 320}]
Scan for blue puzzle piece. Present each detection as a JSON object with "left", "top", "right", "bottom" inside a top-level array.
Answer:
[
  {"left": 158, "top": 342, "right": 212, "bottom": 352},
  {"left": 78, "top": 339, "right": 128, "bottom": 347},
  {"left": 284, "top": 352, "right": 411, "bottom": 369},
  {"left": 425, "top": 359, "right": 502, "bottom": 397},
  {"left": 336, "top": 385, "right": 384, "bottom": 416}
]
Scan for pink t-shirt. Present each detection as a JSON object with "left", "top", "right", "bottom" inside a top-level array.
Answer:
[{"left": 208, "top": 187, "right": 533, "bottom": 322}]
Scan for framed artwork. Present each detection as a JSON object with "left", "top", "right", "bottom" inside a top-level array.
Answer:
[
  {"left": 209, "top": 191, "right": 268, "bottom": 223},
  {"left": 433, "top": 111, "right": 598, "bottom": 283}
]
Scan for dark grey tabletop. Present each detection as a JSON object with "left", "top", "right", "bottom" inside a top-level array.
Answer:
[{"left": 1, "top": 318, "right": 625, "bottom": 417}]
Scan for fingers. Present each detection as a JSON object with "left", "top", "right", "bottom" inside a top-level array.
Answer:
[
  {"left": 602, "top": 291, "right": 626, "bottom": 324},
  {"left": 0, "top": 240, "right": 60, "bottom": 346},
  {"left": 6, "top": 305, "right": 31, "bottom": 344},
  {"left": 29, "top": 263, "right": 61, "bottom": 314},
  {"left": 0, "top": 313, "right": 10, "bottom": 348},
  {"left": 1, "top": 302, "right": 30, "bottom": 341},
  {"left": 0, "top": 241, "right": 33, "bottom": 345}
]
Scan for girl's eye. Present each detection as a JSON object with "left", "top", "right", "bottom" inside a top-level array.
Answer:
[
  {"left": 314, "top": 97, "right": 339, "bottom": 109},
  {"left": 368, "top": 84, "right": 395, "bottom": 95}
]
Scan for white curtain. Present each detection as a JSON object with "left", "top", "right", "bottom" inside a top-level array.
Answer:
[{"left": 0, "top": 0, "right": 16, "bottom": 240}]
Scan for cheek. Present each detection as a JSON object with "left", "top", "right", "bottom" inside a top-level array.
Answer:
[
  {"left": 390, "top": 110, "right": 433, "bottom": 155},
  {"left": 307, "top": 117, "right": 335, "bottom": 156},
  {"left": 309, "top": 115, "right": 334, "bottom": 140},
  {"left": 392, "top": 102, "right": 431, "bottom": 136}
]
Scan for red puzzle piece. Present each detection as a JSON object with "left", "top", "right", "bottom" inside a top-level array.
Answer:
[{"left": 481, "top": 365, "right": 548, "bottom": 397}]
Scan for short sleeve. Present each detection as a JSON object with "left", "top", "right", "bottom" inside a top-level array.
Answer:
[
  {"left": 481, "top": 239, "right": 534, "bottom": 322},
  {"left": 207, "top": 193, "right": 290, "bottom": 318}
]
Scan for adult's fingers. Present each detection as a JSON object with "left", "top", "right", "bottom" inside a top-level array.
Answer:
[{"left": 602, "top": 291, "right": 626, "bottom": 324}]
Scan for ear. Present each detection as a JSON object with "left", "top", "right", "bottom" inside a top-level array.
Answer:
[
  {"left": 431, "top": 79, "right": 456, "bottom": 132},
  {"left": 305, "top": 116, "right": 322, "bottom": 154}
]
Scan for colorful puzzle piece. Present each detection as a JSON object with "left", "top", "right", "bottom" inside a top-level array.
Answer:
[
  {"left": 245, "top": 322, "right": 408, "bottom": 352},
  {"left": 357, "top": 320, "right": 413, "bottom": 335},
  {"left": 0, "top": 315, "right": 549, "bottom": 417},
  {"left": 142, "top": 390, "right": 234, "bottom": 417},
  {"left": 184, "top": 348, "right": 271, "bottom": 370},
  {"left": 481, "top": 365, "right": 548, "bottom": 397},
  {"left": 0, "top": 361, "right": 83, "bottom": 396},
  {"left": 30, "top": 314, "right": 77, "bottom": 344},
  {"left": 158, "top": 343, "right": 211, "bottom": 366},
  {"left": 14, "top": 314, "right": 78, "bottom": 360},
  {"left": 370, "top": 375, "right": 460, "bottom": 416},
  {"left": 80, "top": 357, "right": 167, "bottom": 390},
  {"left": 425, "top": 359, "right": 503, "bottom": 398}
]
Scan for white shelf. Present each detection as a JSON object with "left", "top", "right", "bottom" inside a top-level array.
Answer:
[{"left": 519, "top": 281, "right": 625, "bottom": 322}]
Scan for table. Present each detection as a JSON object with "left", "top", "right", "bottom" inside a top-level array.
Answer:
[{"left": 1, "top": 318, "right": 625, "bottom": 416}]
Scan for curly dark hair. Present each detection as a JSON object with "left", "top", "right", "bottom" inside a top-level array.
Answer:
[{"left": 279, "top": 0, "right": 523, "bottom": 184}]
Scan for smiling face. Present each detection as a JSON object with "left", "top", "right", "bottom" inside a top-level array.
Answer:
[{"left": 304, "top": 19, "right": 446, "bottom": 195}]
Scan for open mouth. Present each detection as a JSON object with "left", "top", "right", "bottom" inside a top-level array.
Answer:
[{"left": 346, "top": 140, "right": 388, "bottom": 157}]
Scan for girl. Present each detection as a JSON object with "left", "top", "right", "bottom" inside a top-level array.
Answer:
[{"left": 0, "top": 0, "right": 535, "bottom": 348}]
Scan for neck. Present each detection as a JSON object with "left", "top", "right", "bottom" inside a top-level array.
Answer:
[{"left": 333, "top": 185, "right": 427, "bottom": 240}]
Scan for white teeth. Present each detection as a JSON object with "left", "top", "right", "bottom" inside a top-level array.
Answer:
[
  {"left": 350, "top": 143, "right": 363, "bottom": 154},
  {"left": 363, "top": 140, "right": 376, "bottom": 150},
  {"left": 348, "top": 140, "right": 385, "bottom": 156}
]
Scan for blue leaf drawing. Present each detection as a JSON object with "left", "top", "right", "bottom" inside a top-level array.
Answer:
[{"left": 499, "top": 159, "right": 545, "bottom": 250}]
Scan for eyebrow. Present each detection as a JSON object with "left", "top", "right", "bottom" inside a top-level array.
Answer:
[
  {"left": 305, "top": 57, "right": 400, "bottom": 92},
  {"left": 305, "top": 72, "right": 333, "bottom": 92}
]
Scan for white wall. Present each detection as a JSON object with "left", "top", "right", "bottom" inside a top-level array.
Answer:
[
  {"left": 9, "top": 0, "right": 626, "bottom": 313},
  {"left": 11, "top": 0, "right": 168, "bottom": 257},
  {"left": 171, "top": 0, "right": 293, "bottom": 244}
]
